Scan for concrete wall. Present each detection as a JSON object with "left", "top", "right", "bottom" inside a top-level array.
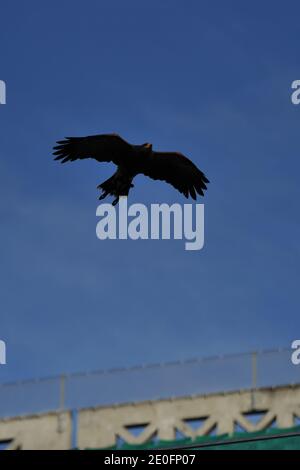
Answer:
[
  {"left": 0, "top": 412, "right": 71, "bottom": 450},
  {"left": 1, "top": 385, "right": 300, "bottom": 449}
]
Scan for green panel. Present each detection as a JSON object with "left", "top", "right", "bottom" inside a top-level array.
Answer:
[{"left": 91, "top": 425, "right": 300, "bottom": 450}]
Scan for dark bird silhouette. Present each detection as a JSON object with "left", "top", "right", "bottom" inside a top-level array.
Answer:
[{"left": 53, "top": 133, "right": 209, "bottom": 205}]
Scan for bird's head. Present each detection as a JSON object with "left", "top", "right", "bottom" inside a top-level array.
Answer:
[{"left": 142, "top": 142, "right": 152, "bottom": 152}]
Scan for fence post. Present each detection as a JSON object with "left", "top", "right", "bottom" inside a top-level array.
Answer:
[
  {"left": 59, "top": 374, "right": 66, "bottom": 411},
  {"left": 251, "top": 352, "right": 257, "bottom": 409},
  {"left": 57, "top": 375, "right": 67, "bottom": 433}
]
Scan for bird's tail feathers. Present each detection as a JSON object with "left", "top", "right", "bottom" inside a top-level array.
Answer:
[{"left": 97, "top": 172, "right": 133, "bottom": 206}]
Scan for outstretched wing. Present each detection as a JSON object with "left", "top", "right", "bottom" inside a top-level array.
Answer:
[
  {"left": 53, "top": 133, "right": 132, "bottom": 166},
  {"left": 142, "top": 151, "right": 209, "bottom": 199}
]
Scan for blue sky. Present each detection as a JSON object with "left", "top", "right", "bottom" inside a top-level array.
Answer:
[{"left": 0, "top": 0, "right": 300, "bottom": 382}]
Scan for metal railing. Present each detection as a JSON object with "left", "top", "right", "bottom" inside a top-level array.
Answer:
[{"left": 0, "top": 347, "right": 298, "bottom": 419}]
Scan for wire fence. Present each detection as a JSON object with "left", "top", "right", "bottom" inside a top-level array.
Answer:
[{"left": 0, "top": 348, "right": 299, "bottom": 419}]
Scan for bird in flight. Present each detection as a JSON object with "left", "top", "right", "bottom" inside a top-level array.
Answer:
[{"left": 53, "top": 133, "right": 209, "bottom": 205}]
